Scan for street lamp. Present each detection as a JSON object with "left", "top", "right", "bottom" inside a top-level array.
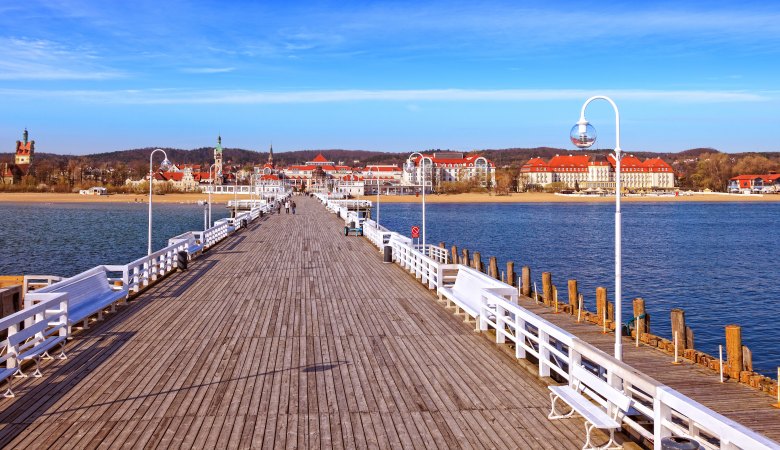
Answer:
[
  {"left": 365, "top": 168, "right": 380, "bottom": 228},
  {"left": 148, "top": 149, "right": 172, "bottom": 255},
  {"left": 570, "top": 95, "right": 624, "bottom": 361},
  {"left": 404, "top": 152, "right": 432, "bottom": 253}
]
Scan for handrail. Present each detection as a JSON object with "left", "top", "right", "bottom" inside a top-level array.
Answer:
[{"left": 0, "top": 293, "right": 68, "bottom": 370}]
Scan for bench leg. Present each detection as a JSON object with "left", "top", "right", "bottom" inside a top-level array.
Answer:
[
  {"left": 82, "top": 319, "right": 89, "bottom": 330},
  {"left": 58, "top": 341, "right": 67, "bottom": 360},
  {"left": 32, "top": 358, "right": 43, "bottom": 378},
  {"left": 548, "top": 392, "right": 575, "bottom": 420},
  {"left": 582, "top": 423, "right": 621, "bottom": 450},
  {"left": 41, "top": 351, "right": 53, "bottom": 361},
  {"left": 3, "top": 374, "right": 14, "bottom": 398}
]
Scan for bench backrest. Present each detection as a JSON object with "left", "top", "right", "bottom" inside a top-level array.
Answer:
[
  {"left": 50, "top": 273, "right": 112, "bottom": 308},
  {"left": 572, "top": 364, "right": 632, "bottom": 413}
]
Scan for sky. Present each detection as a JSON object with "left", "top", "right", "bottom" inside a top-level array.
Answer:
[{"left": 1, "top": 0, "right": 779, "bottom": 155}]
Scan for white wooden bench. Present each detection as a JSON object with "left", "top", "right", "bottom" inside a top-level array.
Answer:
[
  {"left": 28, "top": 270, "right": 128, "bottom": 333},
  {"left": 548, "top": 364, "right": 632, "bottom": 450},
  {"left": 437, "top": 265, "right": 517, "bottom": 325},
  {"left": 437, "top": 265, "right": 483, "bottom": 321}
]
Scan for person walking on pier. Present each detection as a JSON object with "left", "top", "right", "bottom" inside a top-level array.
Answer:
[
  {"left": 291, "top": 200, "right": 296, "bottom": 214},
  {"left": 276, "top": 202, "right": 281, "bottom": 215},
  {"left": 285, "top": 200, "right": 290, "bottom": 214}
]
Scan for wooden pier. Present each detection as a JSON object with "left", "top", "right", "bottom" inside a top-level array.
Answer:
[{"left": 0, "top": 196, "right": 600, "bottom": 449}]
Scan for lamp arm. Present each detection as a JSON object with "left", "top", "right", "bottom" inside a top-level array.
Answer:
[{"left": 581, "top": 95, "right": 621, "bottom": 156}]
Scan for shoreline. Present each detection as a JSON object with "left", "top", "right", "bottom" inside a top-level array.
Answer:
[{"left": 1, "top": 191, "right": 780, "bottom": 204}]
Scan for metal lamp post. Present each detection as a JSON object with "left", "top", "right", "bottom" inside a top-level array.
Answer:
[
  {"left": 570, "top": 95, "right": 624, "bottom": 361},
  {"left": 148, "top": 148, "right": 171, "bottom": 255},
  {"left": 405, "top": 152, "right": 432, "bottom": 253}
]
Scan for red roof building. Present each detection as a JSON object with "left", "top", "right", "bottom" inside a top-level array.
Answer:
[
  {"left": 728, "top": 173, "right": 780, "bottom": 193},
  {"left": 402, "top": 152, "right": 496, "bottom": 191},
  {"left": 519, "top": 154, "right": 675, "bottom": 191}
]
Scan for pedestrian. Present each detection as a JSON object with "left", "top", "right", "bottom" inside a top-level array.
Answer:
[
  {"left": 291, "top": 200, "right": 296, "bottom": 214},
  {"left": 276, "top": 202, "right": 281, "bottom": 214},
  {"left": 285, "top": 200, "right": 290, "bottom": 214}
]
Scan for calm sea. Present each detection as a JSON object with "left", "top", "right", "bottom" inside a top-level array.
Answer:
[
  {"left": 1, "top": 200, "right": 777, "bottom": 376},
  {"left": 377, "top": 201, "right": 780, "bottom": 377},
  {"left": 0, "top": 202, "right": 229, "bottom": 278}
]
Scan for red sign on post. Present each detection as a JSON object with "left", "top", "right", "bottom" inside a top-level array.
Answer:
[{"left": 411, "top": 226, "right": 420, "bottom": 238}]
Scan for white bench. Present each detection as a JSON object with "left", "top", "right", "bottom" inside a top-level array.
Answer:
[
  {"left": 437, "top": 265, "right": 517, "bottom": 324},
  {"left": 548, "top": 364, "right": 632, "bottom": 450},
  {"left": 28, "top": 270, "right": 128, "bottom": 333}
]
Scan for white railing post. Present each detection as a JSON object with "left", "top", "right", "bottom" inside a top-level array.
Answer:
[
  {"left": 539, "top": 330, "right": 551, "bottom": 378},
  {"left": 653, "top": 394, "right": 672, "bottom": 450}
]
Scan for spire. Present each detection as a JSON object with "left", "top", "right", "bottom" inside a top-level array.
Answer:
[
  {"left": 268, "top": 144, "right": 274, "bottom": 165},
  {"left": 23, "top": 128, "right": 28, "bottom": 144}
]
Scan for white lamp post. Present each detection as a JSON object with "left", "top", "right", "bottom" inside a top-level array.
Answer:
[
  {"left": 570, "top": 95, "right": 624, "bottom": 361},
  {"left": 148, "top": 148, "right": 171, "bottom": 255},
  {"left": 366, "top": 168, "right": 380, "bottom": 228},
  {"left": 405, "top": 152, "right": 432, "bottom": 253}
]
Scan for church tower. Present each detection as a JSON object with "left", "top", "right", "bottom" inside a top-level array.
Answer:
[
  {"left": 267, "top": 144, "right": 274, "bottom": 168},
  {"left": 214, "top": 135, "right": 223, "bottom": 185},
  {"left": 15, "top": 128, "right": 34, "bottom": 167}
]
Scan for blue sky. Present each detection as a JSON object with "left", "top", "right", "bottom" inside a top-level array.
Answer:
[{"left": 1, "top": 0, "right": 779, "bottom": 155}]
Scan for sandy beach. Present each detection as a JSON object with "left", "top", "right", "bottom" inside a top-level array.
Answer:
[{"left": 1, "top": 191, "right": 779, "bottom": 204}]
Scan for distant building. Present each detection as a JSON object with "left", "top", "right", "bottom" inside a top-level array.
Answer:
[
  {"left": 728, "top": 173, "right": 780, "bottom": 194},
  {"left": 363, "top": 164, "right": 404, "bottom": 195},
  {"left": 519, "top": 154, "right": 675, "bottom": 191},
  {"left": 282, "top": 153, "right": 353, "bottom": 192},
  {"left": 401, "top": 152, "right": 496, "bottom": 192},
  {"left": 1, "top": 129, "right": 35, "bottom": 185}
]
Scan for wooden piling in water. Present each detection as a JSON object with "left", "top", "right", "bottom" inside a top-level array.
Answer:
[
  {"left": 743, "top": 346, "right": 753, "bottom": 372},
  {"left": 473, "top": 251, "right": 483, "bottom": 273},
  {"left": 488, "top": 257, "right": 499, "bottom": 280},
  {"left": 596, "top": 287, "right": 607, "bottom": 321},
  {"left": 461, "top": 249, "right": 469, "bottom": 268},
  {"left": 726, "top": 325, "right": 743, "bottom": 379},
  {"left": 632, "top": 298, "right": 649, "bottom": 336},
  {"left": 671, "top": 309, "right": 687, "bottom": 356},
  {"left": 451, "top": 245, "right": 459, "bottom": 264},
  {"left": 521, "top": 266, "right": 531, "bottom": 297},
  {"left": 542, "top": 272, "right": 553, "bottom": 306},
  {"left": 506, "top": 262, "right": 516, "bottom": 287},
  {"left": 567, "top": 280, "right": 578, "bottom": 316}
]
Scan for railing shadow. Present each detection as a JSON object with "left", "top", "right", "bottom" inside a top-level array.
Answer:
[{"left": 0, "top": 329, "right": 135, "bottom": 445}]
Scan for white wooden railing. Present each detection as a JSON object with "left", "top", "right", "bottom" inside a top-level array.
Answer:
[
  {"left": 318, "top": 198, "right": 780, "bottom": 450},
  {"left": 22, "top": 275, "right": 63, "bottom": 296},
  {"left": 0, "top": 293, "right": 68, "bottom": 370}
]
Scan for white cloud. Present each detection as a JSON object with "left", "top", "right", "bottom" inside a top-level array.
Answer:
[
  {"left": 180, "top": 67, "right": 236, "bottom": 74},
  {"left": 0, "top": 38, "right": 124, "bottom": 80},
  {"left": 0, "top": 87, "right": 768, "bottom": 104}
]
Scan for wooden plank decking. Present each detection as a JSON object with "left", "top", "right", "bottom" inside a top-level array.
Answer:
[{"left": 0, "top": 196, "right": 602, "bottom": 449}]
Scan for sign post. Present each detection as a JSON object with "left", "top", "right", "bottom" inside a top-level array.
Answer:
[{"left": 411, "top": 226, "right": 420, "bottom": 239}]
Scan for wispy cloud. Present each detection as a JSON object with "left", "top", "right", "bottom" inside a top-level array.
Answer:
[
  {"left": 0, "top": 38, "right": 124, "bottom": 80},
  {"left": 180, "top": 67, "right": 235, "bottom": 74},
  {"left": 0, "top": 88, "right": 768, "bottom": 104}
]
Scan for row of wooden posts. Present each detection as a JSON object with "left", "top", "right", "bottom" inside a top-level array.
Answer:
[{"left": 441, "top": 242, "right": 778, "bottom": 397}]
